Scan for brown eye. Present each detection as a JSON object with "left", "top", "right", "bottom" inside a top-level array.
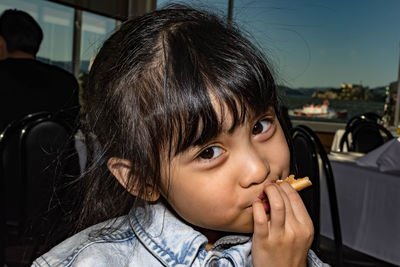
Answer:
[
  {"left": 199, "top": 148, "right": 214, "bottom": 159},
  {"left": 198, "top": 146, "right": 223, "bottom": 160},
  {"left": 252, "top": 119, "right": 270, "bottom": 135}
]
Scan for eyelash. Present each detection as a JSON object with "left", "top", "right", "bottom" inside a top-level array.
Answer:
[
  {"left": 197, "top": 146, "right": 224, "bottom": 161},
  {"left": 252, "top": 117, "right": 274, "bottom": 136},
  {"left": 196, "top": 117, "right": 275, "bottom": 162}
]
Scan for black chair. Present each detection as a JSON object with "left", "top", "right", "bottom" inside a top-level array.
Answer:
[
  {"left": 339, "top": 121, "right": 393, "bottom": 153},
  {"left": 1, "top": 112, "right": 80, "bottom": 265},
  {"left": 291, "top": 125, "right": 343, "bottom": 267},
  {"left": 345, "top": 112, "right": 382, "bottom": 131}
]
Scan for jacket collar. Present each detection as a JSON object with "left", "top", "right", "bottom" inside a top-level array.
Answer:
[{"left": 129, "top": 201, "right": 251, "bottom": 266}]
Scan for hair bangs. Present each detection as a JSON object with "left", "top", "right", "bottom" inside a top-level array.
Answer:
[{"left": 155, "top": 19, "right": 277, "bottom": 156}]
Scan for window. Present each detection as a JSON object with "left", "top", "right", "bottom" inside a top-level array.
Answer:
[
  {"left": 3, "top": 0, "right": 399, "bottom": 127},
  {"left": 157, "top": 0, "right": 228, "bottom": 17},
  {"left": 231, "top": 0, "right": 400, "bottom": 125},
  {"left": 155, "top": 0, "right": 400, "bottom": 127},
  {"left": 80, "top": 11, "right": 117, "bottom": 74},
  {"left": 0, "top": 0, "right": 74, "bottom": 71}
]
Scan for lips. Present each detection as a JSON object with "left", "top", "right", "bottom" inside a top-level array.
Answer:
[
  {"left": 258, "top": 192, "right": 270, "bottom": 213},
  {"left": 250, "top": 178, "right": 279, "bottom": 213}
]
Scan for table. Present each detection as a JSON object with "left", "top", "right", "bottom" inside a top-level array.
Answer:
[
  {"left": 320, "top": 158, "right": 400, "bottom": 266},
  {"left": 331, "top": 127, "right": 400, "bottom": 153},
  {"left": 330, "top": 129, "right": 346, "bottom": 152}
]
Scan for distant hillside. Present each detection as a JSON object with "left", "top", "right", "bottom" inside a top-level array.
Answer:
[
  {"left": 369, "top": 86, "right": 386, "bottom": 102},
  {"left": 278, "top": 85, "right": 303, "bottom": 96},
  {"left": 280, "top": 84, "right": 390, "bottom": 102},
  {"left": 278, "top": 85, "right": 333, "bottom": 96},
  {"left": 37, "top": 57, "right": 72, "bottom": 72},
  {"left": 37, "top": 57, "right": 91, "bottom": 73},
  {"left": 297, "top": 87, "right": 332, "bottom": 96}
]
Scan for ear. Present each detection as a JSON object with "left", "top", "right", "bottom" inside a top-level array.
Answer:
[{"left": 107, "top": 157, "right": 160, "bottom": 202}]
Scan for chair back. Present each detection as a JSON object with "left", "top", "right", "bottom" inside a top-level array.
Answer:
[
  {"left": 291, "top": 125, "right": 343, "bottom": 266},
  {"left": 1, "top": 112, "right": 80, "bottom": 264},
  {"left": 1, "top": 113, "right": 52, "bottom": 238},
  {"left": 345, "top": 112, "right": 382, "bottom": 131},
  {"left": 291, "top": 126, "right": 321, "bottom": 251},
  {"left": 339, "top": 120, "right": 393, "bottom": 153}
]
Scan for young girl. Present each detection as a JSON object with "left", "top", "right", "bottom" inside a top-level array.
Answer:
[{"left": 33, "top": 4, "right": 326, "bottom": 267}]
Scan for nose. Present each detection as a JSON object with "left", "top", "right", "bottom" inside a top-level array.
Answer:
[{"left": 238, "top": 146, "right": 270, "bottom": 188}]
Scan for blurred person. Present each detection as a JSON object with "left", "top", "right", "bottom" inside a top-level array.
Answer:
[{"left": 0, "top": 9, "right": 79, "bottom": 131}]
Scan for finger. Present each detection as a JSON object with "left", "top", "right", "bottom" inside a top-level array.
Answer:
[
  {"left": 265, "top": 183, "right": 286, "bottom": 232},
  {"left": 277, "top": 182, "right": 296, "bottom": 222},
  {"left": 252, "top": 199, "right": 270, "bottom": 239},
  {"left": 279, "top": 181, "right": 312, "bottom": 224}
]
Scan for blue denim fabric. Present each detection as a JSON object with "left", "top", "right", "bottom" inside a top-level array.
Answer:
[{"left": 32, "top": 202, "right": 329, "bottom": 266}]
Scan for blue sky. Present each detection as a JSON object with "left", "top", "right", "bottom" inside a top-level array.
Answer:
[{"left": 158, "top": 0, "right": 400, "bottom": 88}]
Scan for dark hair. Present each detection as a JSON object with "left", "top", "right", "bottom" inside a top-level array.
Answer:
[
  {"left": 76, "top": 4, "right": 292, "bottom": 232},
  {"left": 0, "top": 9, "right": 43, "bottom": 55}
]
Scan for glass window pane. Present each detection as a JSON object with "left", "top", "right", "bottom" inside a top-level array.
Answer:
[
  {"left": 0, "top": 0, "right": 74, "bottom": 72},
  {"left": 157, "top": 0, "right": 228, "bottom": 16},
  {"left": 229, "top": 0, "right": 399, "bottom": 124},
  {"left": 80, "top": 11, "right": 117, "bottom": 74}
]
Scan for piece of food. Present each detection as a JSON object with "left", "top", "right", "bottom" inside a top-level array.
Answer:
[{"left": 276, "top": 174, "right": 312, "bottom": 191}]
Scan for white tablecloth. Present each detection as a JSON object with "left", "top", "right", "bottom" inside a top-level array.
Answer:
[
  {"left": 320, "top": 159, "right": 400, "bottom": 266},
  {"left": 330, "top": 129, "right": 346, "bottom": 152}
]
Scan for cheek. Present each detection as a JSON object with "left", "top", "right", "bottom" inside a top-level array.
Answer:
[
  {"left": 162, "top": 172, "right": 237, "bottom": 229},
  {"left": 282, "top": 141, "right": 291, "bottom": 174},
  {"left": 274, "top": 123, "right": 291, "bottom": 175},
  {"left": 166, "top": 187, "right": 220, "bottom": 228}
]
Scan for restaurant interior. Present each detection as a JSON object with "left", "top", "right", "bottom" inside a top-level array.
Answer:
[{"left": 1, "top": 0, "right": 400, "bottom": 266}]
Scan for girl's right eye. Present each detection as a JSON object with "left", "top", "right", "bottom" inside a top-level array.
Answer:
[{"left": 198, "top": 146, "right": 224, "bottom": 160}]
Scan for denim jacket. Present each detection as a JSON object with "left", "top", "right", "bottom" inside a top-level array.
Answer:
[{"left": 32, "top": 202, "right": 328, "bottom": 267}]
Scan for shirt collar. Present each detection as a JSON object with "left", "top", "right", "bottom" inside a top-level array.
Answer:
[{"left": 129, "top": 201, "right": 251, "bottom": 266}]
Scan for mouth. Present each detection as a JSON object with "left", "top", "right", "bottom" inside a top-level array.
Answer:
[
  {"left": 247, "top": 178, "right": 279, "bottom": 213},
  {"left": 255, "top": 176, "right": 281, "bottom": 212},
  {"left": 257, "top": 191, "right": 270, "bottom": 213}
]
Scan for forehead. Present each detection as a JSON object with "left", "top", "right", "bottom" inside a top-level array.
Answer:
[{"left": 208, "top": 92, "right": 274, "bottom": 133}]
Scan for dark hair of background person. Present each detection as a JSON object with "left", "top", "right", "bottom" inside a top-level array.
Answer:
[
  {"left": 0, "top": 9, "right": 43, "bottom": 55},
  {"left": 73, "top": 4, "right": 294, "bottom": 234}
]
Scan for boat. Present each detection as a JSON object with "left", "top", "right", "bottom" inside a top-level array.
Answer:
[{"left": 288, "top": 100, "right": 347, "bottom": 119}]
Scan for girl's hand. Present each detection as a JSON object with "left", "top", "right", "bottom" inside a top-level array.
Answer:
[{"left": 251, "top": 182, "right": 314, "bottom": 267}]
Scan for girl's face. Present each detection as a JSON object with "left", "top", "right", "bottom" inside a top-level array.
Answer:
[{"left": 160, "top": 105, "right": 290, "bottom": 234}]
